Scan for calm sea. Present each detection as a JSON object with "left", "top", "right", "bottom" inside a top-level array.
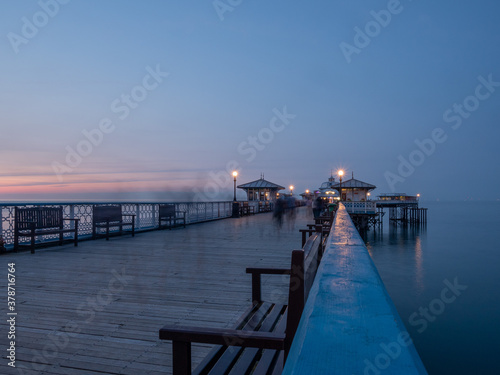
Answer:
[{"left": 366, "top": 201, "right": 500, "bottom": 375}]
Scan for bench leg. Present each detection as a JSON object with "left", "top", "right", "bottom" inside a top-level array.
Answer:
[
  {"left": 251, "top": 273, "right": 262, "bottom": 304},
  {"left": 301, "top": 231, "right": 307, "bottom": 247},
  {"left": 172, "top": 341, "right": 191, "bottom": 375}
]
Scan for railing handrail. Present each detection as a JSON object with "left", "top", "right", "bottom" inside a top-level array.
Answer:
[
  {"left": 282, "top": 204, "right": 428, "bottom": 374},
  {"left": 0, "top": 200, "right": 236, "bottom": 207}
]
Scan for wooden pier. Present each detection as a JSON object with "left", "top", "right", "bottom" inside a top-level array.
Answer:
[
  {"left": 387, "top": 206, "right": 428, "bottom": 225},
  {"left": 0, "top": 209, "right": 311, "bottom": 375}
]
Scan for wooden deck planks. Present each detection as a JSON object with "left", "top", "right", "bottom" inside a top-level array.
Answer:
[{"left": 1, "top": 208, "right": 310, "bottom": 374}]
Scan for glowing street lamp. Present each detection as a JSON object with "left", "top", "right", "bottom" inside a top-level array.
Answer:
[
  {"left": 338, "top": 170, "right": 344, "bottom": 201},
  {"left": 290, "top": 185, "right": 294, "bottom": 196},
  {"left": 232, "top": 171, "right": 238, "bottom": 201}
]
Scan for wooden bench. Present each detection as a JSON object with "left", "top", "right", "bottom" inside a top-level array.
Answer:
[
  {"left": 314, "top": 211, "right": 335, "bottom": 227},
  {"left": 239, "top": 201, "right": 255, "bottom": 216},
  {"left": 92, "top": 205, "right": 135, "bottom": 240},
  {"left": 159, "top": 204, "right": 186, "bottom": 229},
  {"left": 299, "top": 224, "right": 330, "bottom": 248},
  {"left": 258, "top": 201, "right": 273, "bottom": 213},
  {"left": 14, "top": 206, "right": 79, "bottom": 254},
  {"left": 159, "top": 228, "right": 325, "bottom": 374}
]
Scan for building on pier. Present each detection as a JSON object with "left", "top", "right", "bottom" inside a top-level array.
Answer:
[
  {"left": 237, "top": 176, "right": 285, "bottom": 201},
  {"left": 376, "top": 193, "right": 427, "bottom": 225},
  {"left": 377, "top": 193, "right": 419, "bottom": 205},
  {"left": 315, "top": 174, "right": 381, "bottom": 231},
  {"left": 331, "top": 177, "right": 376, "bottom": 202},
  {"left": 315, "top": 175, "right": 340, "bottom": 200}
]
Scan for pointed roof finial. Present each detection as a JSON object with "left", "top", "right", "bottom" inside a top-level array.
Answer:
[{"left": 352, "top": 171, "right": 354, "bottom": 179}]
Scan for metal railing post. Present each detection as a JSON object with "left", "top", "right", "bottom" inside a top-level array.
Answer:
[{"left": 135, "top": 204, "right": 141, "bottom": 230}]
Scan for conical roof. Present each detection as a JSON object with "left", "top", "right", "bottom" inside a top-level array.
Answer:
[
  {"left": 331, "top": 178, "right": 376, "bottom": 189},
  {"left": 237, "top": 178, "right": 285, "bottom": 190}
]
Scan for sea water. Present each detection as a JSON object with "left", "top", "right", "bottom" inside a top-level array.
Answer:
[{"left": 366, "top": 201, "right": 500, "bottom": 374}]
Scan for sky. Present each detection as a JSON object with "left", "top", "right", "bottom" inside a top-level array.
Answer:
[{"left": 1, "top": 0, "right": 499, "bottom": 202}]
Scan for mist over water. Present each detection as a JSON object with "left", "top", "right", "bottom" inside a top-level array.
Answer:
[{"left": 366, "top": 201, "right": 500, "bottom": 374}]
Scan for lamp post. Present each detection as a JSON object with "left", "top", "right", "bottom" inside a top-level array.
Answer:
[
  {"left": 232, "top": 171, "right": 239, "bottom": 218},
  {"left": 338, "top": 170, "right": 344, "bottom": 201},
  {"left": 290, "top": 185, "right": 294, "bottom": 196},
  {"left": 232, "top": 171, "right": 238, "bottom": 201}
]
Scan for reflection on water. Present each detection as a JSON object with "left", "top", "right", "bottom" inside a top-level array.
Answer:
[
  {"left": 414, "top": 235, "right": 423, "bottom": 293},
  {"left": 365, "top": 223, "right": 427, "bottom": 294},
  {"left": 363, "top": 202, "right": 500, "bottom": 374}
]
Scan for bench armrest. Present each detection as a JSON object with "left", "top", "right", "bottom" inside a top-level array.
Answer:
[
  {"left": 246, "top": 267, "right": 291, "bottom": 303},
  {"left": 159, "top": 325, "right": 285, "bottom": 349},
  {"left": 160, "top": 326, "right": 284, "bottom": 375},
  {"left": 246, "top": 267, "right": 291, "bottom": 275}
]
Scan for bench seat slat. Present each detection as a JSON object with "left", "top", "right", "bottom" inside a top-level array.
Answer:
[
  {"left": 207, "top": 304, "right": 284, "bottom": 375},
  {"left": 190, "top": 302, "right": 276, "bottom": 375},
  {"left": 270, "top": 352, "right": 284, "bottom": 375},
  {"left": 192, "top": 303, "right": 269, "bottom": 375},
  {"left": 251, "top": 309, "right": 288, "bottom": 375},
  {"left": 226, "top": 304, "right": 286, "bottom": 375}
]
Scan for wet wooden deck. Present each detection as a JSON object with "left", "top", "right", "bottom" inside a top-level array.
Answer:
[{"left": 1, "top": 208, "right": 311, "bottom": 375}]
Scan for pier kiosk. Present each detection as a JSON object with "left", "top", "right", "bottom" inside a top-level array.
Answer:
[{"left": 237, "top": 176, "right": 285, "bottom": 202}]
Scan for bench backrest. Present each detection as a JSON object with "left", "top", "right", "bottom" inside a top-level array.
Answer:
[
  {"left": 15, "top": 207, "right": 64, "bottom": 230},
  {"left": 159, "top": 204, "right": 175, "bottom": 218},
  {"left": 93, "top": 205, "right": 122, "bottom": 223},
  {"left": 285, "top": 229, "right": 323, "bottom": 355}
]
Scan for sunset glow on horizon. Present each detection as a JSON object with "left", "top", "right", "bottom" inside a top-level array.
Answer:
[{"left": 0, "top": 1, "right": 499, "bottom": 201}]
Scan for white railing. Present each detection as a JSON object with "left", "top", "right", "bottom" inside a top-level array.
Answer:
[
  {"left": 0, "top": 201, "right": 238, "bottom": 250},
  {"left": 343, "top": 201, "right": 377, "bottom": 214}
]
